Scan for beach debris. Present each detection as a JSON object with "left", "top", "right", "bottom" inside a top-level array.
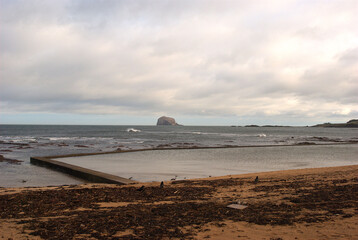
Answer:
[
  {"left": 254, "top": 176, "right": 259, "bottom": 183},
  {"left": 137, "top": 186, "right": 145, "bottom": 191},
  {"left": 227, "top": 202, "right": 248, "bottom": 210},
  {"left": 160, "top": 181, "right": 164, "bottom": 188},
  {"left": 227, "top": 200, "right": 248, "bottom": 210},
  {"left": 171, "top": 176, "right": 177, "bottom": 181},
  {"left": 129, "top": 177, "right": 133, "bottom": 180},
  {"left": 21, "top": 180, "right": 27, "bottom": 183}
]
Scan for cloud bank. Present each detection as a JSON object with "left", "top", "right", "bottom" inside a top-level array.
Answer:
[{"left": 1, "top": 0, "right": 357, "bottom": 124}]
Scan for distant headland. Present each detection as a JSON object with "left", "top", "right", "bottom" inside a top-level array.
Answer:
[
  {"left": 156, "top": 116, "right": 181, "bottom": 126},
  {"left": 243, "top": 125, "right": 291, "bottom": 128},
  {"left": 229, "top": 119, "right": 358, "bottom": 128},
  {"left": 312, "top": 119, "right": 358, "bottom": 128}
]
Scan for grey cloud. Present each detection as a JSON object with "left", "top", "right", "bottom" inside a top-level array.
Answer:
[
  {"left": 1, "top": 0, "right": 357, "bottom": 122},
  {"left": 338, "top": 47, "right": 358, "bottom": 65}
]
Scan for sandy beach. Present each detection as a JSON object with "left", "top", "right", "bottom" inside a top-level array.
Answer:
[{"left": 1, "top": 165, "right": 357, "bottom": 240}]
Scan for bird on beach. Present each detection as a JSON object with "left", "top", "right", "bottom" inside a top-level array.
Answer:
[
  {"left": 21, "top": 180, "right": 27, "bottom": 183},
  {"left": 254, "top": 176, "right": 259, "bottom": 183},
  {"left": 160, "top": 181, "right": 164, "bottom": 188},
  {"left": 137, "top": 185, "right": 145, "bottom": 191}
]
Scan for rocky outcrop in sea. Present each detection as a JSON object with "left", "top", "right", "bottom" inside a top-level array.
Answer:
[{"left": 157, "top": 116, "right": 180, "bottom": 126}]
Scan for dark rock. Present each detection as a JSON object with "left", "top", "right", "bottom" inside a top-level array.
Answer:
[
  {"left": 0, "top": 154, "right": 23, "bottom": 164},
  {"left": 157, "top": 116, "right": 180, "bottom": 126},
  {"left": 74, "top": 145, "right": 89, "bottom": 148},
  {"left": 296, "top": 142, "right": 316, "bottom": 145},
  {"left": 0, "top": 149, "right": 13, "bottom": 152}
]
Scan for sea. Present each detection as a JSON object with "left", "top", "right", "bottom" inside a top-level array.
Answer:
[{"left": 1, "top": 125, "right": 357, "bottom": 187}]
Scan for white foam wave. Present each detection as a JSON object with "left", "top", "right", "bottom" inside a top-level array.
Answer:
[
  {"left": 191, "top": 132, "right": 202, "bottom": 135},
  {"left": 182, "top": 131, "right": 216, "bottom": 135},
  {"left": 0, "top": 136, "right": 38, "bottom": 142},
  {"left": 126, "top": 128, "right": 141, "bottom": 133},
  {"left": 45, "top": 137, "right": 115, "bottom": 141},
  {"left": 48, "top": 137, "right": 72, "bottom": 141}
]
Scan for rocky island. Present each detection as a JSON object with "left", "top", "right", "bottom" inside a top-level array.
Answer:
[{"left": 157, "top": 116, "right": 181, "bottom": 126}]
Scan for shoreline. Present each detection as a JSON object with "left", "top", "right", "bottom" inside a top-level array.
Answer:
[
  {"left": 2, "top": 163, "right": 358, "bottom": 191},
  {"left": 1, "top": 165, "right": 357, "bottom": 239}
]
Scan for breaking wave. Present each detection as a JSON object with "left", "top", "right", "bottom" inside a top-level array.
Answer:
[{"left": 126, "top": 128, "right": 141, "bottom": 133}]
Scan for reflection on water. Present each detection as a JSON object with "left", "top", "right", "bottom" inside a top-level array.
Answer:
[{"left": 59, "top": 144, "right": 358, "bottom": 182}]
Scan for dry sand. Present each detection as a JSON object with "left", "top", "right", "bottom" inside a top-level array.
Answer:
[{"left": 0, "top": 165, "right": 357, "bottom": 240}]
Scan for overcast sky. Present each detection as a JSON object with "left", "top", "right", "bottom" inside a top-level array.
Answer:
[{"left": 1, "top": 0, "right": 357, "bottom": 125}]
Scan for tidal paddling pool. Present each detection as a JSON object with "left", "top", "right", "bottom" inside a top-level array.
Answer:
[{"left": 57, "top": 144, "right": 358, "bottom": 182}]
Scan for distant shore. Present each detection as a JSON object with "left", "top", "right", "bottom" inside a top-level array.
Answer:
[
  {"left": 312, "top": 119, "right": 358, "bottom": 128},
  {"left": 1, "top": 165, "right": 357, "bottom": 239}
]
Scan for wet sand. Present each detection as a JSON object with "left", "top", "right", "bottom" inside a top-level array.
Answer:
[{"left": 0, "top": 165, "right": 357, "bottom": 240}]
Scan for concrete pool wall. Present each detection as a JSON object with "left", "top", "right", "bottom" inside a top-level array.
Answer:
[{"left": 30, "top": 156, "right": 137, "bottom": 185}]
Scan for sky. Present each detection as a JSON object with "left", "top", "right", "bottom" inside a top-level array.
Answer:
[{"left": 1, "top": 0, "right": 357, "bottom": 126}]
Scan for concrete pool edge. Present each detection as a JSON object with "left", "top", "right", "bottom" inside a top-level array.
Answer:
[
  {"left": 30, "top": 142, "right": 357, "bottom": 184},
  {"left": 30, "top": 156, "right": 137, "bottom": 185}
]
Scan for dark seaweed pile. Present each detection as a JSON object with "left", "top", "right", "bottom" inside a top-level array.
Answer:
[{"left": 1, "top": 173, "right": 357, "bottom": 239}]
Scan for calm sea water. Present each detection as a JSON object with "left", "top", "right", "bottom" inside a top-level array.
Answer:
[{"left": 1, "top": 125, "right": 357, "bottom": 187}]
